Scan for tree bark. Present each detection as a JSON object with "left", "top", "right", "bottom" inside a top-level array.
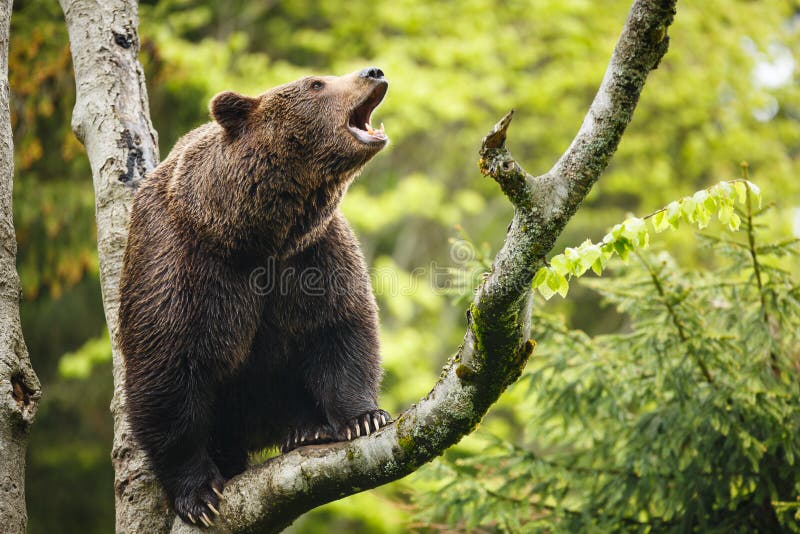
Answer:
[
  {"left": 58, "top": 1, "right": 164, "bottom": 532},
  {"left": 60, "top": 0, "right": 676, "bottom": 532},
  {"left": 0, "top": 1, "right": 42, "bottom": 532}
]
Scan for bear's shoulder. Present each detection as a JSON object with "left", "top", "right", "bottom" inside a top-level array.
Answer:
[{"left": 163, "top": 122, "right": 222, "bottom": 170}]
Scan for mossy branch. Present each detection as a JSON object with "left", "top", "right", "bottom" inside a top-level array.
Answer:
[{"left": 59, "top": 0, "right": 677, "bottom": 532}]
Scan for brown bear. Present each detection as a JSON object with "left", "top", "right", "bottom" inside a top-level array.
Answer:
[{"left": 118, "top": 67, "right": 391, "bottom": 527}]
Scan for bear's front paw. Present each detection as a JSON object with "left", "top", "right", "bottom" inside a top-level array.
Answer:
[
  {"left": 174, "top": 471, "right": 225, "bottom": 528},
  {"left": 338, "top": 409, "right": 392, "bottom": 441},
  {"left": 281, "top": 424, "right": 336, "bottom": 453}
]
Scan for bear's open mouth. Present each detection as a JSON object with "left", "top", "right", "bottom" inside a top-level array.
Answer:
[{"left": 347, "top": 82, "right": 388, "bottom": 145}]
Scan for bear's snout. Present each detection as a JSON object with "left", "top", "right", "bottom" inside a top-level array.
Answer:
[{"left": 358, "top": 67, "right": 385, "bottom": 80}]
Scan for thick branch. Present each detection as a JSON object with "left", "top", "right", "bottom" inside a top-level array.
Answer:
[
  {"left": 58, "top": 0, "right": 165, "bottom": 532},
  {"left": 0, "top": 1, "right": 41, "bottom": 532},
  {"left": 169, "top": 1, "right": 676, "bottom": 532}
]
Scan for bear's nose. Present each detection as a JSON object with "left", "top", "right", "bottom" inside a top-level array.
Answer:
[{"left": 359, "top": 67, "right": 384, "bottom": 80}]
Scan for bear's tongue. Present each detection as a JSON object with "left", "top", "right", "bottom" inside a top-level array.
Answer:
[{"left": 349, "top": 122, "right": 387, "bottom": 144}]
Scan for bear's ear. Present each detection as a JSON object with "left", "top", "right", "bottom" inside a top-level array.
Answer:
[{"left": 210, "top": 91, "right": 258, "bottom": 136}]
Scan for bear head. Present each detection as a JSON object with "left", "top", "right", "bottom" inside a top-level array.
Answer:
[
  {"left": 159, "top": 68, "right": 391, "bottom": 258},
  {"left": 209, "top": 67, "right": 389, "bottom": 181}
]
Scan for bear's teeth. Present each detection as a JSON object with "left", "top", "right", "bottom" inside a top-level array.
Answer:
[{"left": 363, "top": 122, "right": 385, "bottom": 138}]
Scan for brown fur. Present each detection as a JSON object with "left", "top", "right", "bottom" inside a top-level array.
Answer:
[{"left": 118, "top": 68, "right": 390, "bottom": 525}]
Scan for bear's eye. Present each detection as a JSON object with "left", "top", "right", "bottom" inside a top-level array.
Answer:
[{"left": 310, "top": 80, "right": 325, "bottom": 90}]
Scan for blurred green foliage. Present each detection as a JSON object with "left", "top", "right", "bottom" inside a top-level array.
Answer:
[{"left": 9, "top": 0, "right": 798, "bottom": 532}]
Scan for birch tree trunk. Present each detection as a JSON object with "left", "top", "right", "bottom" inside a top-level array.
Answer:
[
  {"left": 0, "top": 1, "right": 42, "bottom": 532},
  {"left": 59, "top": 0, "right": 676, "bottom": 532},
  {"left": 58, "top": 0, "right": 165, "bottom": 531}
]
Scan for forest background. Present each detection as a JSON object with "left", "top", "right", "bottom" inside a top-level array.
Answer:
[{"left": 9, "top": 0, "right": 799, "bottom": 532}]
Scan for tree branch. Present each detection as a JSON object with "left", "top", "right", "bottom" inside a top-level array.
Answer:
[
  {"left": 60, "top": 0, "right": 675, "bottom": 531},
  {"left": 0, "top": 1, "right": 42, "bottom": 532},
  {"left": 58, "top": 0, "right": 165, "bottom": 532}
]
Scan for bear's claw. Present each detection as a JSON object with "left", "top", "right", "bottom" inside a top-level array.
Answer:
[
  {"left": 174, "top": 471, "right": 225, "bottom": 529},
  {"left": 280, "top": 410, "right": 392, "bottom": 454},
  {"left": 281, "top": 424, "right": 335, "bottom": 453},
  {"left": 339, "top": 409, "right": 392, "bottom": 441}
]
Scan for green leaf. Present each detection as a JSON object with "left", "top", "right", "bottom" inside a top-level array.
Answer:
[
  {"left": 532, "top": 266, "right": 548, "bottom": 288},
  {"left": 537, "top": 281, "right": 555, "bottom": 300},
  {"left": 621, "top": 217, "right": 646, "bottom": 241},
  {"left": 734, "top": 181, "right": 747, "bottom": 204},
  {"left": 696, "top": 204, "right": 711, "bottom": 229},
  {"left": 564, "top": 246, "right": 583, "bottom": 275},
  {"left": 544, "top": 269, "right": 569, "bottom": 299},
  {"left": 550, "top": 254, "right": 571, "bottom": 276},
  {"left": 728, "top": 212, "right": 741, "bottom": 231},
  {"left": 681, "top": 198, "right": 697, "bottom": 223},
  {"left": 628, "top": 218, "right": 649, "bottom": 247},
  {"left": 613, "top": 237, "right": 632, "bottom": 261},
  {"left": 546, "top": 268, "right": 560, "bottom": 291},
  {"left": 703, "top": 195, "right": 718, "bottom": 213},
  {"left": 692, "top": 189, "right": 709, "bottom": 204},
  {"left": 591, "top": 256, "right": 604, "bottom": 276},
  {"left": 578, "top": 243, "right": 603, "bottom": 274},
  {"left": 717, "top": 180, "right": 734, "bottom": 198},
  {"left": 718, "top": 203, "right": 733, "bottom": 224},
  {"left": 652, "top": 210, "right": 669, "bottom": 233},
  {"left": 666, "top": 201, "right": 682, "bottom": 229},
  {"left": 553, "top": 271, "right": 569, "bottom": 298}
]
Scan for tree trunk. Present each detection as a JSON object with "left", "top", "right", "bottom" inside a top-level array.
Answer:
[
  {"left": 0, "top": 0, "right": 41, "bottom": 532},
  {"left": 58, "top": 0, "right": 165, "bottom": 531},
  {"left": 59, "top": 0, "right": 676, "bottom": 532}
]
